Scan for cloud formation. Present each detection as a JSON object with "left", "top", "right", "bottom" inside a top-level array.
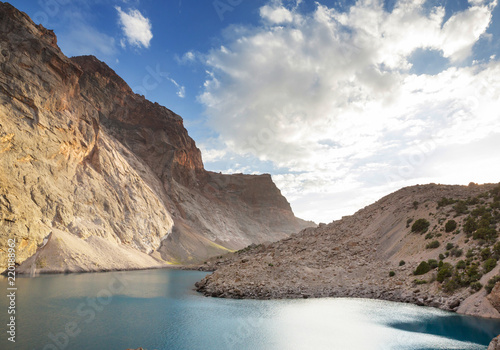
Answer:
[
  {"left": 116, "top": 6, "right": 153, "bottom": 49},
  {"left": 199, "top": 0, "right": 500, "bottom": 223}
]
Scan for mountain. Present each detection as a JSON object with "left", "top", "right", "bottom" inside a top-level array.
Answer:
[
  {"left": 196, "top": 183, "right": 500, "bottom": 318},
  {"left": 0, "top": 2, "right": 313, "bottom": 273}
]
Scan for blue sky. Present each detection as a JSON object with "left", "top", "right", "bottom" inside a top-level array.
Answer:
[{"left": 9, "top": 0, "right": 500, "bottom": 223}]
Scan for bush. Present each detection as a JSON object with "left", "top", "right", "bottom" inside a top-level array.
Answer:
[
  {"left": 399, "top": 260, "right": 406, "bottom": 266},
  {"left": 414, "top": 261, "right": 431, "bottom": 275},
  {"left": 413, "top": 201, "right": 419, "bottom": 209},
  {"left": 450, "top": 247, "right": 463, "bottom": 257},
  {"left": 494, "top": 242, "right": 500, "bottom": 257},
  {"left": 456, "top": 260, "right": 466, "bottom": 269},
  {"left": 486, "top": 276, "right": 500, "bottom": 294},
  {"left": 427, "top": 259, "right": 439, "bottom": 269},
  {"left": 446, "top": 242, "right": 454, "bottom": 250},
  {"left": 414, "top": 279, "right": 427, "bottom": 285},
  {"left": 470, "top": 282, "right": 483, "bottom": 292},
  {"left": 389, "top": 271, "right": 395, "bottom": 277},
  {"left": 464, "top": 217, "right": 478, "bottom": 235},
  {"left": 411, "top": 219, "right": 430, "bottom": 233},
  {"left": 474, "top": 227, "right": 497, "bottom": 241},
  {"left": 453, "top": 201, "right": 468, "bottom": 215},
  {"left": 481, "top": 248, "right": 492, "bottom": 261},
  {"left": 425, "top": 232, "right": 434, "bottom": 240},
  {"left": 437, "top": 263, "right": 454, "bottom": 282},
  {"left": 406, "top": 218, "right": 413, "bottom": 228},
  {"left": 426, "top": 240, "right": 440, "bottom": 249},
  {"left": 445, "top": 220, "right": 457, "bottom": 232},
  {"left": 466, "top": 249, "right": 475, "bottom": 259},
  {"left": 438, "top": 197, "right": 457, "bottom": 207},
  {"left": 484, "top": 258, "right": 497, "bottom": 274},
  {"left": 439, "top": 253, "right": 445, "bottom": 260},
  {"left": 443, "top": 277, "right": 460, "bottom": 293},
  {"left": 466, "top": 264, "right": 482, "bottom": 282}
]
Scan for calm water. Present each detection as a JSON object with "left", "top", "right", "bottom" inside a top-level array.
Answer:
[{"left": 1, "top": 269, "right": 500, "bottom": 350}]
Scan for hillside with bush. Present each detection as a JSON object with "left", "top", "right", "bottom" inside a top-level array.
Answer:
[{"left": 196, "top": 182, "right": 500, "bottom": 319}]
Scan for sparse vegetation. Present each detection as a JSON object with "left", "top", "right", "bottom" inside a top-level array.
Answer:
[
  {"left": 426, "top": 240, "right": 440, "bottom": 249},
  {"left": 411, "top": 218, "right": 430, "bottom": 233},
  {"left": 389, "top": 271, "right": 395, "bottom": 277},
  {"left": 445, "top": 220, "right": 457, "bottom": 233},
  {"left": 399, "top": 260, "right": 406, "bottom": 266},
  {"left": 437, "top": 197, "right": 457, "bottom": 208},
  {"left": 483, "top": 258, "right": 497, "bottom": 274},
  {"left": 486, "top": 276, "right": 500, "bottom": 294},
  {"left": 414, "top": 261, "right": 431, "bottom": 275}
]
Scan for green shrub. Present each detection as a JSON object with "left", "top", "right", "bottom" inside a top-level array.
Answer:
[
  {"left": 439, "top": 253, "right": 445, "bottom": 260},
  {"left": 437, "top": 263, "right": 454, "bottom": 282},
  {"left": 412, "top": 219, "right": 430, "bottom": 233},
  {"left": 483, "top": 258, "right": 497, "bottom": 274},
  {"left": 470, "top": 281, "right": 483, "bottom": 292},
  {"left": 425, "top": 232, "right": 434, "bottom": 240},
  {"left": 486, "top": 275, "right": 500, "bottom": 294},
  {"left": 466, "top": 249, "right": 475, "bottom": 259},
  {"left": 389, "top": 271, "right": 395, "bottom": 277},
  {"left": 494, "top": 242, "right": 500, "bottom": 257},
  {"left": 466, "top": 264, "right": 482, "bottom": 282},
  {"left": 445, "top": 220, "right": 457, "bottom": 233},
  {"left": 453, "top": 201, "right": 468, "bottom": 216},
  {"left": 438, "top": 197, "right": 457, "bottom": 208},
  {"left": 413, "top": 201, "right": 419, "bottom": 209},
  {"left": 464, "top": 217, "right": 478, "bottom": 235},
  {"left": 456, "top": 260, "right": 466, "bottom": 269},
  {"left": 446, "top": 242, "right": 454, "bottom": 250},
  {"left": 413, "top": 279, "right": 427, "bottom": 285},
  {"left": 414, "top": 261, "right": 431, "bottom": 275},
  {"left": 427, "top": 259, "right": 439, "bottom": 269},
  {"left": 474, "top": 227, "right": 497, "bottom": 241},
  {"left": 443, "top": 277, "right": 460, "bottom": 293},
  {"left": 399, "top": 260, "right": 406, "bottom": 266},
  {"left": 426, "top": 240, "right": 440, "bottom": 249},
  {"left": 450, "top": 247, "right": 462, "bottom": 257},
  {"left": 481, "top": 248, "right": 492, "bottom": 261},
  {"left": 406, "top": 218, "right": 413, "bottom": 228}
]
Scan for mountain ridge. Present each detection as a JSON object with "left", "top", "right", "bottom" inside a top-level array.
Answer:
[{"left": 0, "top": 1, "right": 313, "bottom": 273}]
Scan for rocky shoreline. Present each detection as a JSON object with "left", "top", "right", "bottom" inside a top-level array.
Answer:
[{"left": 194, "top": 183, "right": 500, "bottom": 320}]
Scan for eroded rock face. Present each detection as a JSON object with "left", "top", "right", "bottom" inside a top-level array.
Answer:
[{"left": 0, "top": 2, "right": 313, "bottom": 272}]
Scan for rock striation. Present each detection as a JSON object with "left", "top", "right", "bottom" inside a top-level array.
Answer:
[
  {"left": 196, "top": 183, "right": 500, "bottom": 319},
  {"left": 0, "top": 2, "right": 313, "bottom": 273}
]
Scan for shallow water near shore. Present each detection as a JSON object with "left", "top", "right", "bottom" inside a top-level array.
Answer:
[{"left": 1, "top": 269, "right": 500, "bottom": 350}]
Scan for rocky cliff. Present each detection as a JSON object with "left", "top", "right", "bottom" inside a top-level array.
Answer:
[
  {"left": 196, "top": 183, "right": 500, "bottom": 319},
  {"left": 0, "top": 2, "right": 313, "bottom": 273}
]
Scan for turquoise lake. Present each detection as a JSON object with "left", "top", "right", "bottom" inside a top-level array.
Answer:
[{"left": 1, "top": 269, "right": 500, "bottom": 350}]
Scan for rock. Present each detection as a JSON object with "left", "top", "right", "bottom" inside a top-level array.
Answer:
[
  {"left": 0, "top": 2, "right": 314, "bottom": 273},
  {"left": 488, "top": 282, "right": 500, "bottom": 313},
  {"left": 489, "top": 335, "right": 500, "bottom": 350}
]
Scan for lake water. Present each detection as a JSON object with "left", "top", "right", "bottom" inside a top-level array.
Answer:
[{"left": 1, "top": 269, "right": 500, "bottom": 350}]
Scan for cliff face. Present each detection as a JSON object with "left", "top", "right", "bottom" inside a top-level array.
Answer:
[
  {"left": 196, "top": 183, "right": 500, "bottom": 319},
  {"left": 0, "top": 2, "right": 313, "bottom": 273}
]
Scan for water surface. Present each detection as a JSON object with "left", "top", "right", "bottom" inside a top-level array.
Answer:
[{"left": 1, "top": 269, "right": 500, "bottom": 350}]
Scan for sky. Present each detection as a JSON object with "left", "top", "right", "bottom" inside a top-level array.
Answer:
[{"left": 9, "top": 0, "right": 500, "bottom": 224}]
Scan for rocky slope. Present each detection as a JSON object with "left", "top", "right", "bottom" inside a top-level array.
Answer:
[
  {"left": 0, "top": 2, "right": 313, "bottom": 273},
  {"left": 196, "top": 183, "right": 500, "bottom": 318}
]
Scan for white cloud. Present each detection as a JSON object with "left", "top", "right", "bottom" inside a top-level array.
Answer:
[
  {"left": 199, "top": 0, "right": 500, "bottom": 223},
  {"left": 115, "top": 6, "right": 153, "bottom": 49},
  {"left": 260, "top": 4, "right": 294, "bottom": 24},
  {"left": 167, "top": 77, "right": 186, "bottom": 98}
]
